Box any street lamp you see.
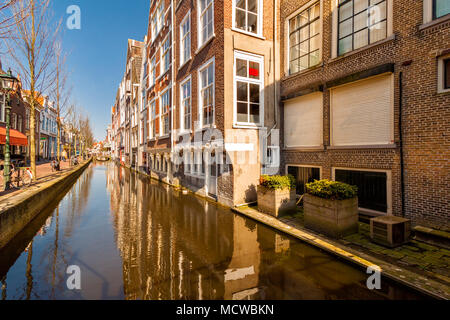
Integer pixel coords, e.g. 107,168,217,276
0,68,19,191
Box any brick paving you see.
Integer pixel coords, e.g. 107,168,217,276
0,158,79,199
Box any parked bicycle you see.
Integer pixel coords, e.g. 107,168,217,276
9,163,33,188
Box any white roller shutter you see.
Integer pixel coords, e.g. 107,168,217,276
284,92,323,148
331,74,394,146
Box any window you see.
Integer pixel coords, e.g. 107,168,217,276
445,58,450,89
438,55,450,93
335,169,389,213
160,89,170,136
287,165,321,195
433,0,450,19
26,109,30,129
140,119,145,144
161,35,171,73
150,100,157,138
157,1,165,32
331,74,394,146
180,13,191,65
234,0,261,35
338,0,387,56
18,115,22,132
151,13,158,41
180,77,192,131
12,113,17,130
284,92,323,148
150,55,156,87
184,151,191,173
288,2,321,74
0,94,4,122
199,0,214,47
234,52,263,125
199,59,215,126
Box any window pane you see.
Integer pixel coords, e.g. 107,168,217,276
299,54,309,70
236,0,245,10
248,12,258,33
369,20,386,43
290,31,299,46
249,104,259,123
236,58,247,77
338,35,352,55
354,28,368,49
354,0,368,13
339,1,353,22
207,64,214,84
200,0,206,11
248,0,257,13
300,40,309,56
310,34,320,52
290,44,300,60
354,10,367,31
236,8,246,29
445,59,450,89
310,19,320,37
300,25,309,41
237,81,248,101
289,17,296,31
309,50,320,67
310,3,320,20
369,1,386,25
249,83,259,103
237,102,248,122
435,0,450,18
339,19,352,38
298,11,308,26
290,60,299,74
249,61,260,79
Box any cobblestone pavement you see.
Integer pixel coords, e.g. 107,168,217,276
0,159,77,198
279,209,450,286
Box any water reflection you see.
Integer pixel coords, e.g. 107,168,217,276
0,162,425,300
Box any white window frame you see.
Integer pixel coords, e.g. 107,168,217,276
150,54,157,87
331,0,393,59
437,53,450,93
285,0,323,75
180,75,192,133
232,0,263,37
332,167,392,216
197,57,215,129
161,34,171,74
180,11,191,67
233,50,264,128
197,0,214,49
160,87,171,136
150,99,157,139
423,0,450,24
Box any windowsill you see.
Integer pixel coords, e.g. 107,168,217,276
283,62,324,81
283,145,325,152
195,124,216,132
156,68,171,81
178,57,192,71
196,34,216,55
231,27,265,40
232,123,263,129
437,88,450,94
419,14,450,31
329,34,396,63
327,144,397,150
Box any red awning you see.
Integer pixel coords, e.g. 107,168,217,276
0,127,28,146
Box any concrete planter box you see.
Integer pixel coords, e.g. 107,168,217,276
303,194,359,238
257,186,296,217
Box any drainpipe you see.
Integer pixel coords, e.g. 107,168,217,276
399,71,405,217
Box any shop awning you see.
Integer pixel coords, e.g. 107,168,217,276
0,127,28,146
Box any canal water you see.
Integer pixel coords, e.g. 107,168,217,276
0,162,426,300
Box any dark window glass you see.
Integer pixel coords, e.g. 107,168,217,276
434,0,450,19
335,169,387,213
287,166,320,195
444,58,450,89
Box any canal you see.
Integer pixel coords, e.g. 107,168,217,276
0,162,426,300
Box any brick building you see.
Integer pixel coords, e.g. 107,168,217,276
279,0,449,230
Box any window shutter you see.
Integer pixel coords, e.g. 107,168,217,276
284,92,323,148
331,74,393,146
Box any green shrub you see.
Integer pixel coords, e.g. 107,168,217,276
259,174,296,190
306,179,357,200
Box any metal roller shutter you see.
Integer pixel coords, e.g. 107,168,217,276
331,74,394,146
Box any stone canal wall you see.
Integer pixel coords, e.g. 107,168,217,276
0,159,92,250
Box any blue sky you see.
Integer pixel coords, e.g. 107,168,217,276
50,0,149,140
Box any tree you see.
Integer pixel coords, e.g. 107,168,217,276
4,0,59,179
0,0,28,39
50,40,71,162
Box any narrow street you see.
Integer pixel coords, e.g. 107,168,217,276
0,162,426,300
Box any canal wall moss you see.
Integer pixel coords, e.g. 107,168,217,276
0,159,92,250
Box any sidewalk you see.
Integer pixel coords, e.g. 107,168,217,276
0,159,75,199
232,205,450,299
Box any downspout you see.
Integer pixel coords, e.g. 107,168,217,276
399,71,405,217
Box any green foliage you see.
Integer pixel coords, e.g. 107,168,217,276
306,179,358,200
259,174,296,190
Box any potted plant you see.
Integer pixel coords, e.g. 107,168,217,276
257,174,296,217
304,179,358,238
